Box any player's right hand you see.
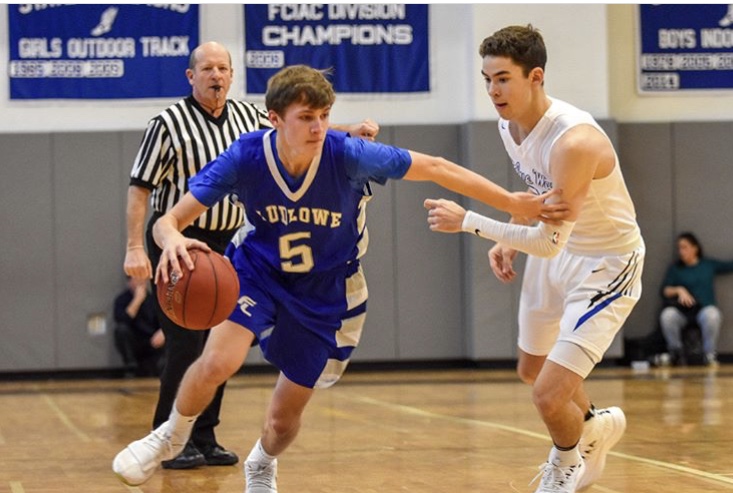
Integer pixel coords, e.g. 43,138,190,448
423,198,466,233
488,244,517,283
155,236,210,285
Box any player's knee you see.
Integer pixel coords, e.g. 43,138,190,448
516,362,538,385
532,389,562,418
267,410,301,437
197,351,239,384
517,368,536,385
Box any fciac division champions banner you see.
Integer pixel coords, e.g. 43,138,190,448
639,4,733,93
244,4,429,95
8,4,198,99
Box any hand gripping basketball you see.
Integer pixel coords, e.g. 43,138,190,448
156,249,239,330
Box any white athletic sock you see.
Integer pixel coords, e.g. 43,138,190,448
247,438,276,464
165,401,198,443
549,444,582,467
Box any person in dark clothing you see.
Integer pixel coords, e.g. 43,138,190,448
660,232,733,367
114,276,164,377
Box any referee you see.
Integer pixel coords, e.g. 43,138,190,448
124,41,378,470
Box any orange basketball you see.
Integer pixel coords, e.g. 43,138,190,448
156,249,239,330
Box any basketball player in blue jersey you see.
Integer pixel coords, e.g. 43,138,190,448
425,25,644,493
113,64,568,492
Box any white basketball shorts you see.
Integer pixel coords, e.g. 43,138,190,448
518,243,645,377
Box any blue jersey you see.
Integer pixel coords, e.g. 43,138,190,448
189,129,411,274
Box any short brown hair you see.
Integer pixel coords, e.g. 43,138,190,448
265,65,336,116
479,24,547,76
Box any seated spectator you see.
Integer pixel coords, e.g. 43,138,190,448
659,232,733,367
114,276,164,377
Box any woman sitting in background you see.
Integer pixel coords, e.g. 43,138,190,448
660,232,733,367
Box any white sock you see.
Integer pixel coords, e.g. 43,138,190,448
163,401,198,445
247,438,276,464
549,444,582,467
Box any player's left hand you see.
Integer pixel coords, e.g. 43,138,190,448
423,198,466,233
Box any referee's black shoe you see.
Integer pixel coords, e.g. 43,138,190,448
161,441,206,469
200,443,239,466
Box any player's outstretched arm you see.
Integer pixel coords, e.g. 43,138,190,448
403,150,568,222
423,197,576,259
152,192,211,284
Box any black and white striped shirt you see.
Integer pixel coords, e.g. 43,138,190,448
130,96,271,231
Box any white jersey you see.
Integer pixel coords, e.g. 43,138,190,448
498,97,642,256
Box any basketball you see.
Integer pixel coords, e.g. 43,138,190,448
156,249,240,330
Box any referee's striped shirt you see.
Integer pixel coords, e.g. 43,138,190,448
130,95,271,231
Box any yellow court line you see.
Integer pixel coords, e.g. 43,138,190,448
351,395,733,488
9,481,25,493
41,394,90,442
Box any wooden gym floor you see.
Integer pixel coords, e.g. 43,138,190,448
0,365,732,492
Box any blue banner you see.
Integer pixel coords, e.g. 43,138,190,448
8,4,198,99
244,4,429,94
638,5,733,92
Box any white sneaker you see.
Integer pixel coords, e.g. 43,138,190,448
577,407,626,490
245,458,278,493
531,459,585,493
112,424,185,486
706,353,720,368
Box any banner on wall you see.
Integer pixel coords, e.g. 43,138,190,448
8,4,198,99
638,4,733,93
244,4,429,95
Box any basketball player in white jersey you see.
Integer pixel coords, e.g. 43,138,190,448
425,25,644,493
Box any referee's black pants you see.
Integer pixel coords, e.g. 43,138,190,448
146,213,238,450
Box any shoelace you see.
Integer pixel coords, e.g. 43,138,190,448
142,428,183,461
144,430,169,454
530,461,580,491
247,461,277,487
580,437,598,458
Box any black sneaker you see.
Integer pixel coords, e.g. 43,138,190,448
671,349,687,367
161,441,206,470
200,443,239,466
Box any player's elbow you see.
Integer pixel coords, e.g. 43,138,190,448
529,221,573,258
533,241,564,259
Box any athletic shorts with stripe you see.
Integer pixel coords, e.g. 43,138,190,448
228,248,368,389
518,243,645,377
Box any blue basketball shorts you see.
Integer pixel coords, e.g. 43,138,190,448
228,250,368,389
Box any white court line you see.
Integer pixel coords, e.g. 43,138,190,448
592,485,624,493
41,394,90,442
351,395,733,488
